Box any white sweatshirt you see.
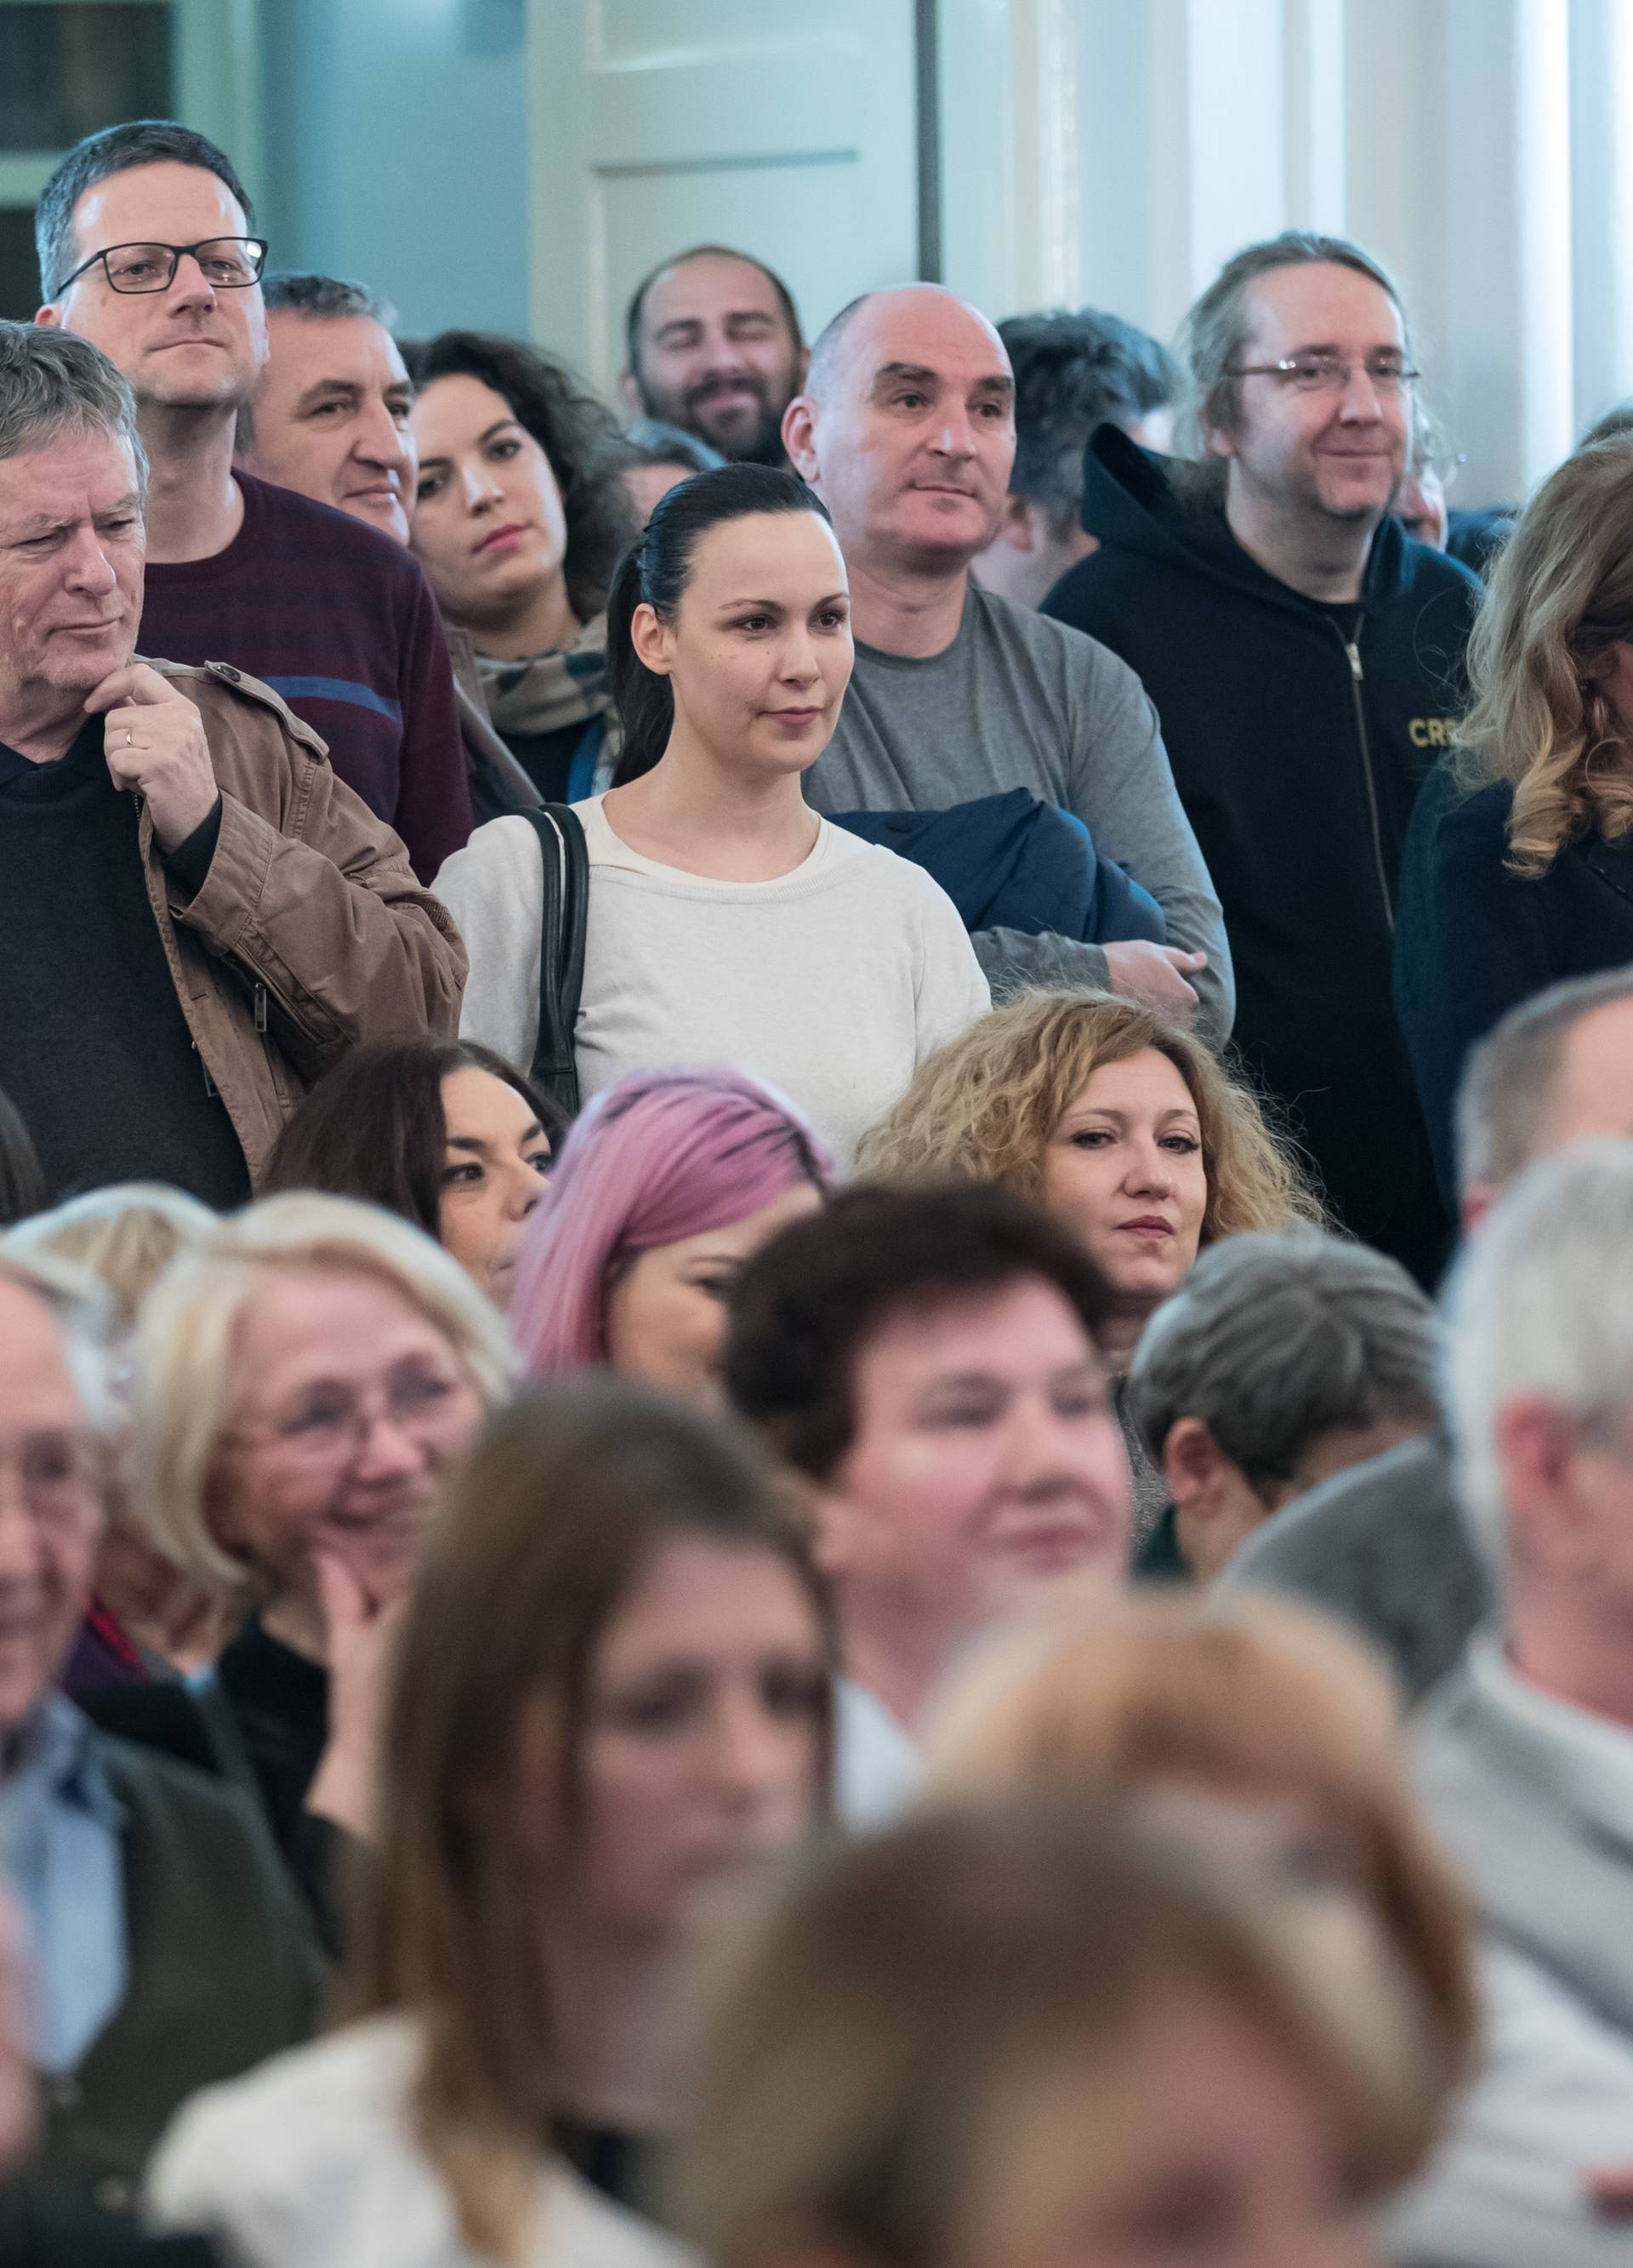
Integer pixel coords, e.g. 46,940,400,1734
434,799,989,1168
147,2014,691,2268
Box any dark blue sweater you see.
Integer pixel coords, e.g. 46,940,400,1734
1394,761,1633,1203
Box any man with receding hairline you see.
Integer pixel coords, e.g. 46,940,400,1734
784,284,1232,1041
1044,233,1478,1281
35,121,469,879
621,245,806,468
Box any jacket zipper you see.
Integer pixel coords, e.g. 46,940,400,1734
1340,629,1395,930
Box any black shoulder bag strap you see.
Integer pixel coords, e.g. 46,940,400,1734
518,803,589,1117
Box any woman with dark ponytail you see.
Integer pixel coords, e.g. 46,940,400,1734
436,465,988,1167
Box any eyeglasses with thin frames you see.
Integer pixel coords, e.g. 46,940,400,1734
1227,352,1420,395
53,236,269,298
224,1370,469,1466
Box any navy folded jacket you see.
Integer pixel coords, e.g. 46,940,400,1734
831,788,1165,946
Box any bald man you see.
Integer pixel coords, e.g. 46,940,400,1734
784,287,1232,1042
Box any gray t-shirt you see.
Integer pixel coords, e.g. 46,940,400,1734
806,580,1234,1044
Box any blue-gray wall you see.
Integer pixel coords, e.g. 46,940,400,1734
254,0,529,339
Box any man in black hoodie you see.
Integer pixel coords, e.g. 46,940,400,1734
1044,231,1480,1284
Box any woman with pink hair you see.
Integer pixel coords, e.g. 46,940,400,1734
512,1066,832,1407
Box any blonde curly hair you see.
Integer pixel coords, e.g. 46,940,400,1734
856,989,1323,1243
1456,436,1633,877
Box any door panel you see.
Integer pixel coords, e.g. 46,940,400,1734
528,0,919,386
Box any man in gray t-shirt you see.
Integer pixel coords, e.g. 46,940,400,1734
783,283,1232,1045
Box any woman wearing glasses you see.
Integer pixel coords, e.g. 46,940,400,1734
1396,435,1633,1202
77,1193,515,1931
1043,232,1482,1287
38,121,475,883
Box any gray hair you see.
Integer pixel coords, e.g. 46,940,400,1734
1446,1139,1633,1562
262,270,395,326
1580,399,1633,449
1177,230,1408,456
1127,1230,1440,1487
36,117,254,304
0,1249,118,1439
998,308,1177,533
0,321,147,487
1454,968,1633,1195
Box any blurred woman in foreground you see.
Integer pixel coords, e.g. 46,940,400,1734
677,1794,1454,2268
149,1381,833,2265
923,1588,1476,2098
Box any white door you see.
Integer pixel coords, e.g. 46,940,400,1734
526,0,921,390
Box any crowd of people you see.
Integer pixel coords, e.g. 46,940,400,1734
4,102,1633,2267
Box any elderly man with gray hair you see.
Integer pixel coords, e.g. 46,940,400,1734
0,1254,317,2221
1384,1140,1633,2266
1222,965,1633,1699
0,320,463,1208
1125,1229,1440,1585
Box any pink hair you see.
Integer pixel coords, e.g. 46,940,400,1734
511,1066,833,1375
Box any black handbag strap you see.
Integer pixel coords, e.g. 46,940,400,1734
518,803,590,1116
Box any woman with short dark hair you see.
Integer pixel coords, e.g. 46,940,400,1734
259,1040,564,1308
403,332,635,815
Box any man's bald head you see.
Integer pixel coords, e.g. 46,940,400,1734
784,286,1016,577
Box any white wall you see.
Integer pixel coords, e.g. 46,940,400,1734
526,0,919,393
934,0,1633,507
256,0,531,340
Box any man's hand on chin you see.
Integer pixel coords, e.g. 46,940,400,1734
86,662,219,850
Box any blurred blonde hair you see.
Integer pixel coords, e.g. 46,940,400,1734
1456,437,1633,875
4,1183,214,1334
924,1589,1476,2085
125,1192,516,1601
856,989,1323,1243
676,1793,1451,2268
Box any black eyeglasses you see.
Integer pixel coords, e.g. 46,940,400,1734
1226,351,1420,395
54,236,269,298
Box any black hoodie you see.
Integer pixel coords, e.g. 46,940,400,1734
1044,428,1480,1283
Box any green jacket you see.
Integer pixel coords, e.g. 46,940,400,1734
30,1732,321,2220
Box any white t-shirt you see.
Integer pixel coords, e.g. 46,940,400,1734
435,799,989,1168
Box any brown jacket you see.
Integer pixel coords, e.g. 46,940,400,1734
139,657,466,1181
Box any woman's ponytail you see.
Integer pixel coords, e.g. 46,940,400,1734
605,533,673,785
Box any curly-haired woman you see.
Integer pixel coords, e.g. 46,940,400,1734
1396,436,1633,1201
403,332,637,816
856,988,1323,1534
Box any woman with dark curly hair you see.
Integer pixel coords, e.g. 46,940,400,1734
403,333,636,815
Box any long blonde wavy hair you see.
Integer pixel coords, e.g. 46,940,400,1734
1456,436,1633,876
856,989,1324,1243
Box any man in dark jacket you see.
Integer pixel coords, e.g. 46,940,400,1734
1044,230,1480,1283
0,1255,319,2220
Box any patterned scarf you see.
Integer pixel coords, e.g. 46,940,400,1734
475,611,617,744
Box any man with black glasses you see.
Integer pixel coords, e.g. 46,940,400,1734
35,122,469,880
1044,233,1480,1284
